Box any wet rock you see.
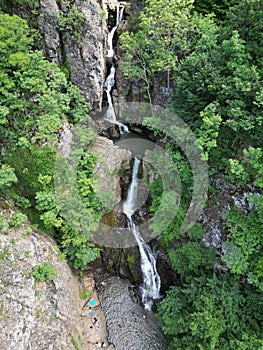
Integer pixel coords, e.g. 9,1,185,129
129,126,143,134
232,191,260,213
100,246,142,284
97,277,168,350
152,73,173,107
106,0,129,12
58,121,73,157
156,247,178,294
201,174,234,249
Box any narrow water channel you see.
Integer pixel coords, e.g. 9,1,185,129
103,3,161,311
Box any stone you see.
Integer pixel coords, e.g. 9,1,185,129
97,277,168,350
38,0,61,64
90,135,132,206
28,0,109,110
58,121,73,157
0,202,114,350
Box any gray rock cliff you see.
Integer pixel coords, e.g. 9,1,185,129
37,0,109,110
0,201,113,350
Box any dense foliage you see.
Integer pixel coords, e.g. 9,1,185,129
0,1,262,348
158,275,263,349
121,0,263,348
0,13,101,269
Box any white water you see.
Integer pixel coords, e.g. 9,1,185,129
104,65,129,133
123,158,161,310
105,4,129,133
107,4,125,58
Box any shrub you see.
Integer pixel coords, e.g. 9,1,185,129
32,262,57,283
9,212,27,227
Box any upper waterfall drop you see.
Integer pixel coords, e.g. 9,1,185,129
123,158,161,311
107,3,125,59
104,2,129,133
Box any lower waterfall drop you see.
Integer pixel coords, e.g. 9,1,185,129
123,157,161,310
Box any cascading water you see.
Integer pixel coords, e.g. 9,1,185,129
107,4,124,59
104,3,161,310
123,158,161,310
104,3,129,133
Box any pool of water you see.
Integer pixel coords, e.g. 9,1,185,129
114,132,155,157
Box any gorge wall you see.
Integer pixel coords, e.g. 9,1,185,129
2,1,170,349
13,0,109,110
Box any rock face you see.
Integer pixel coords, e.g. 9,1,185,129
38,0,61,64
32,0,109,110
202,174,261,251
60,0,108,110
91,135,132,207
0,202,113,350
97,277,168,350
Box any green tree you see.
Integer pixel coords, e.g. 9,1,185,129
120,0,194,101
157,274,263,349
223,194,263,291
0,14,100,271
56,6,86,41
194,0,233,19
0,163,17,195
224,0,263,69
0,14,89,145
171,14,262,147
168,242,216,279
196,103,222,161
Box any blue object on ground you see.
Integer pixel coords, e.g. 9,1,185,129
89,310,95,317
88,299,97,306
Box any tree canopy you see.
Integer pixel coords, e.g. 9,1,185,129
0,13,101,269
121,1,263,348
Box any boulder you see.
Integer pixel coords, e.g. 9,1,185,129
97,277,168,350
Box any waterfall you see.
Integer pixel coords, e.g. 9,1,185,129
123,158,161,311
104,3,128,133
107,4,125,59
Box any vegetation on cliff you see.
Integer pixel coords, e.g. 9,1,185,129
0,1,263,348
0,13,101,269
121,0,263,348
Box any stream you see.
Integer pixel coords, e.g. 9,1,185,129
123,158,161,310
103,2,161,312
97,3,167,348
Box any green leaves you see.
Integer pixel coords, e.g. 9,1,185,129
157,274,263,349
0,14,90,144
0,14,32,62
120,0,194,96
0,164,17,191
223,198,263,291
196,103,222,160
227,147,263,187
168,242,216,278
56,6,86,41
171,11,262,147
32,262,57,283
0,14,98,272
